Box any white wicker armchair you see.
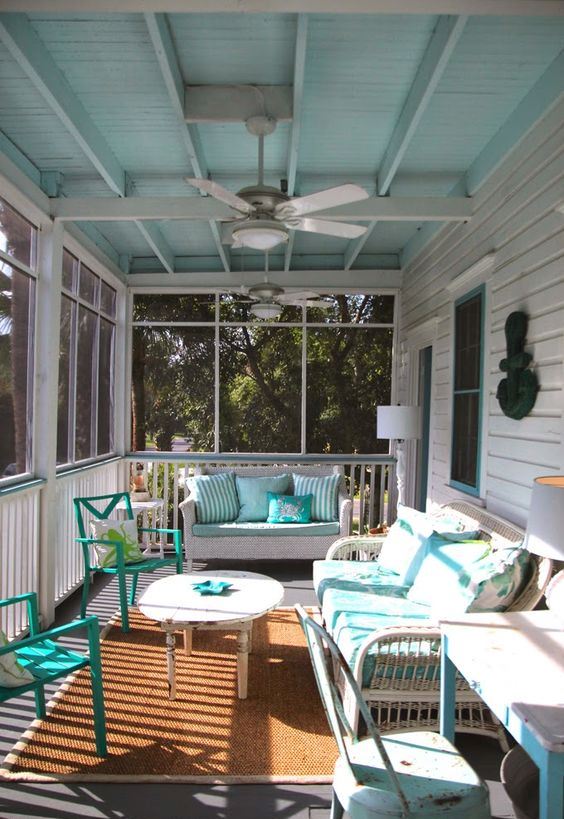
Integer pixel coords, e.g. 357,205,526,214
325,501,553,750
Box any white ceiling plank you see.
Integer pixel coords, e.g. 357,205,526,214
344,15,467,270
284,14,308,272
1,1,562,15
185,85,292,123
378,15,468,195
209,220,231,273
52,195,473,221
0,13,125,196
145,11,230,272
135,221,175,274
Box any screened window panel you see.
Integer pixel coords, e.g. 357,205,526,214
56,296,74,465
131,326,215,452
307,294,395,324
79,264,99,308
454,295,481,391
219,326,301,453
0,198,37,269
97,318,115,455
0,263,35,477
306,327,392,454
62,249,77,293
100,280,117,318
75,306,97,461
451,392,479,487
133,294,215,322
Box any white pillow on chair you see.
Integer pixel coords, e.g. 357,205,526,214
90,519,145,568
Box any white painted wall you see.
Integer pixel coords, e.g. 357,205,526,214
399,98,564,527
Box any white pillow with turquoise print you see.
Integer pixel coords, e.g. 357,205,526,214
0,630,34,688
458,546,529,612
90,519,145,568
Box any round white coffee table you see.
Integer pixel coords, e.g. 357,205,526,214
138,570,284,700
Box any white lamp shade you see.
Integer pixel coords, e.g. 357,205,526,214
524,476,564,560
377,405,422,441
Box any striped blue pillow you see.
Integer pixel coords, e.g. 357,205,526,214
292,473,341,522
187,472,239,523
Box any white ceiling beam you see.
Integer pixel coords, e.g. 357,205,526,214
52,195,473,221
0,13,126,196
185,85,292,123
144,11,230,272
0,13,176,271
1,1,562,15
285,14,308,273
344,15,467,271
127,268,402,290
135,221,175,274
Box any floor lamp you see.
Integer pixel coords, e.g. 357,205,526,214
377,405,422,506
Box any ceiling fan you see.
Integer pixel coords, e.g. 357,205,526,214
229,279,334,320
185,115,369,251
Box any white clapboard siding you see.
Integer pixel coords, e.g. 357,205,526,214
401,96,564,526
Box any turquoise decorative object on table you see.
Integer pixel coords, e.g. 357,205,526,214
192,580,233,595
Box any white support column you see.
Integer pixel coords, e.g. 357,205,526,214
35,220,64,627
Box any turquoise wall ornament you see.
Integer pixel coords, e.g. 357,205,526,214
496,311,538,420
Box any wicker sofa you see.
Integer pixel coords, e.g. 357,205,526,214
313,501,553,750
179,464,352,569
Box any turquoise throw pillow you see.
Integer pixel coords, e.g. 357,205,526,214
187,472,239,523
236,474,290,522
459,546,529,612
267,493,313,524
292,473,340,521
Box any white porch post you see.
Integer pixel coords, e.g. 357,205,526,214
35,220,63,627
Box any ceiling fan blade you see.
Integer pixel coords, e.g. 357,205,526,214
275,184,368,218
305,299,334,309
184,178,254,215
276,289,321,303
291,217,367,239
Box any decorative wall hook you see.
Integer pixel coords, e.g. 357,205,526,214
496,311,538,420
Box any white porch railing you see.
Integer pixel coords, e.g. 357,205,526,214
125,453,396,535
0,480,42,639
55,458,124,605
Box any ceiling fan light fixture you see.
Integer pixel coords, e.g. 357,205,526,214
231,223,288,251
250,302,282,320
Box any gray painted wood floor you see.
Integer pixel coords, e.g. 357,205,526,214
0,561,512,819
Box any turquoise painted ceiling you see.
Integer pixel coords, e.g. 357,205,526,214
0,9,562,278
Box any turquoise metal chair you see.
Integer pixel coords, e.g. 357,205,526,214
74,491,183,632
295,605,491,819
0,592,106,756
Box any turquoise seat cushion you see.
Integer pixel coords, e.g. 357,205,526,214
329,596,433,687
187,472,239,523
192,521,340,537
236,473,290,521
312,559,407,603
322,586,423,632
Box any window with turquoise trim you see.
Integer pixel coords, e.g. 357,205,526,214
451,288,483,493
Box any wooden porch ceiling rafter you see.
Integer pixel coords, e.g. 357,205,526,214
0,13,176,275
144,12,231,273
344,14,468,270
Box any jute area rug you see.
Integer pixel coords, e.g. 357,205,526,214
1,607,338,783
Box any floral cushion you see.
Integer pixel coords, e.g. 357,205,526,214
0,630,34,688
266,493,312,523
459,546,530,612
90,519,145,568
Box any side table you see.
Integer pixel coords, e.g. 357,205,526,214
115,497,166,557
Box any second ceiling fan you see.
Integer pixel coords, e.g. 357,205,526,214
185,115,369,251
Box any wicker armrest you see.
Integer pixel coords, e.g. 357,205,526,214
353,623,443,691
325,535,386,561
179,497,196,527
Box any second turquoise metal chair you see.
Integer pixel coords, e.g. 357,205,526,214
296,605,491,819
74,491,183,632
0,592,106,756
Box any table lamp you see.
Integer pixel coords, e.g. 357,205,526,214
524,476,564,561
377,405,422,506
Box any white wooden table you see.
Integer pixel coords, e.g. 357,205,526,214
138,570,285,700
115,497,166,556
440,610,564,819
